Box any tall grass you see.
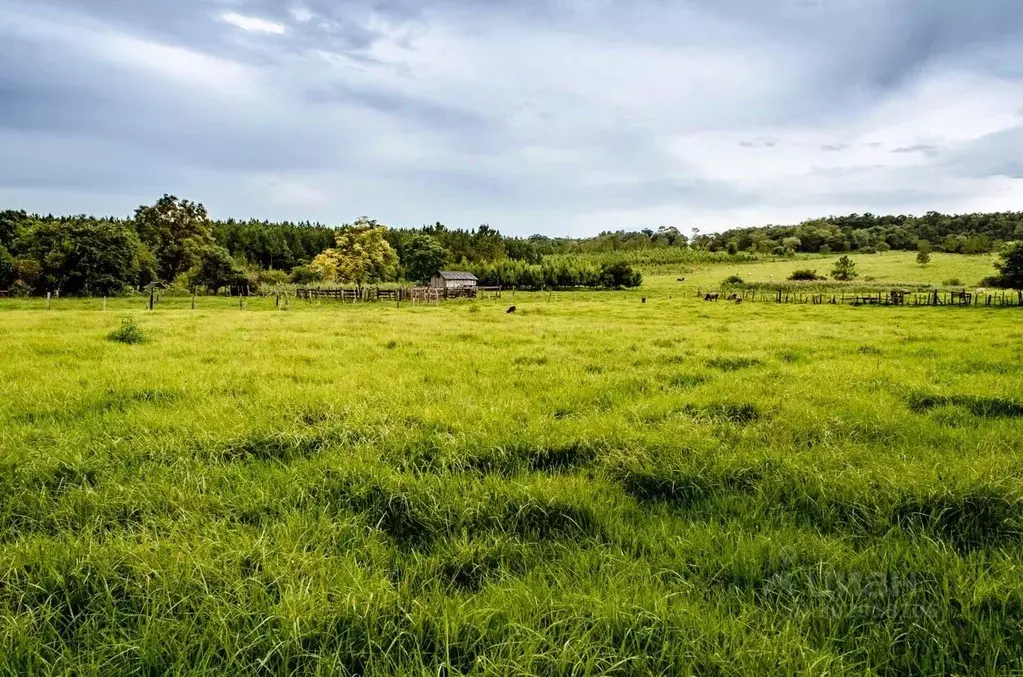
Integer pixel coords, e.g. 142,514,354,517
1,254,1022,675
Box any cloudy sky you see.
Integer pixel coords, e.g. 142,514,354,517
2,0,1023,236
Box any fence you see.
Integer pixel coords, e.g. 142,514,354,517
295,286,503,303
697,288,1023,308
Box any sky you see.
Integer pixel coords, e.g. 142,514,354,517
2,0,1023,237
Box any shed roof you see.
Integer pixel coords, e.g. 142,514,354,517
436,271,478,281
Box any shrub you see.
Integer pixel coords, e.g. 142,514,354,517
107,315,145,344
722,275,744,285
257,269,289,289
978,275,1009,288
289,265,324,285
9,280,31,297
859,246,877,255
787,269,821,281
994,241,1023,289
0,245,13,288
599,262,642,289
831,255,858,281
943,278,962,287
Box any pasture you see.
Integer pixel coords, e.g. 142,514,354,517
1,254,1023,675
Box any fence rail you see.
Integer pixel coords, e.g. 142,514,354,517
295,286,503,303
697,288,1023,308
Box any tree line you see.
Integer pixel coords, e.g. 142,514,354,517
695,211,1023,256
0,197,647,295
4,199,1023,296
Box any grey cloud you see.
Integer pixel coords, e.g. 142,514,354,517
942,125,1023,179
891,144,941,156
1,0,1023,233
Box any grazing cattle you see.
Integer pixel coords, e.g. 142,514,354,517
735,297,743,304
704,293,720,301
506,306,517,314
676,277,686,282
642,297,647,304
726,293,739,301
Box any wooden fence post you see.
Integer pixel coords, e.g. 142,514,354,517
46,292,51,311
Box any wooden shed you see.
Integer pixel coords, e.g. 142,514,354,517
430,271,478,290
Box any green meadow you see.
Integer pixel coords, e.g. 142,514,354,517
2,253,1022,675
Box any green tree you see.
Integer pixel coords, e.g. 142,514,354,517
916,240,932,266
0,245,14,288
192,246,247,295
134,195,215,283
994,242,1023,289
311,218,398,290
402,235,449,284
598,262,642,289
831,255,858,281
289,265,324,285
19,219,146,295
0,210,29,250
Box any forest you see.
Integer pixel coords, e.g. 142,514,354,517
2,197,1022,296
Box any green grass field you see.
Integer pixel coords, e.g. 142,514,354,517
2,254,1022,675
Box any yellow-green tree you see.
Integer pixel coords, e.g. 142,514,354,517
311,218,398,289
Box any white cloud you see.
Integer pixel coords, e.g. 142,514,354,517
290,6,314,23
3,0,1023,235
220,12,287,35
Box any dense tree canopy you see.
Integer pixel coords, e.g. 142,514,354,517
0,245,14,288
994,242,1023,290
311,219,399,288
401,235,448,284
193,246,248,295
134,195,216,283
18,219,149,295
697,212,1023,255
3,198,1023,295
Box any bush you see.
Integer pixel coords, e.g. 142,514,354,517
289,265,324,285
9,280,31,297
858,246,877,255
0,245,13,288
107,315,145,344
978,275,1009,289
787,269,821,281
598,262,642,289
831,255,858,281
943,278,962,287
994,241,1023,289
722,275,744,285
257,269,289,290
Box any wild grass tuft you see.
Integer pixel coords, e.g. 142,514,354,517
106,314,145,344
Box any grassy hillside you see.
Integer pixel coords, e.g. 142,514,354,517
1,258,1022,675
651,251,1001,292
